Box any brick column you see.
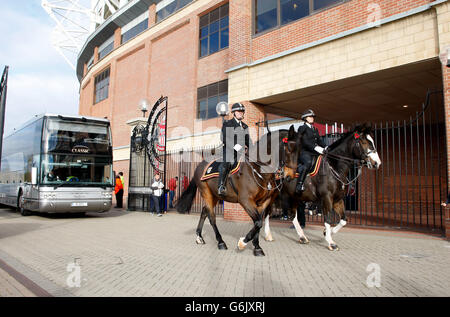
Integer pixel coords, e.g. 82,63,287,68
114,27,122,49
436,2,450,239
223,101,266,222
148,3,156,26
443,64,450,239
93,46,99,64
229,0,252,69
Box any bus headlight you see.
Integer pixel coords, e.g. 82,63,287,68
102,192,112,199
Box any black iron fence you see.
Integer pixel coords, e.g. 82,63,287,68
301,90,447,233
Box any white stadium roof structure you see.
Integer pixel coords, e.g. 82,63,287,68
41,0,134,70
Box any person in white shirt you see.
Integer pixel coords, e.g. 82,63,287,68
150,174,165,217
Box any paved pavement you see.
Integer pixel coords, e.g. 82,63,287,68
0,207,449,297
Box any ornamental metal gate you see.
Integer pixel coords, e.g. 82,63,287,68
303,89,447,233
165,146,224,215
128,97,168,211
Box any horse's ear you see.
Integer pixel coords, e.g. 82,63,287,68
362,122,373,134
288,125,295,139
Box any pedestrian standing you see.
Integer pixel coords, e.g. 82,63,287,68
168,176,178,208
115,174,124,208
151,174,164,217
182,172,189,192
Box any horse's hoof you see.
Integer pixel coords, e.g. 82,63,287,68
299,237,309,244
264,235,274,242
328,244,339,251
238,238,247,250
254,249,265,257
196,236,205,245
218,242,228,250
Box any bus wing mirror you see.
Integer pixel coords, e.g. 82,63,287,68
31,167,38,185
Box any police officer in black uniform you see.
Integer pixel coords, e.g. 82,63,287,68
295,109,327,194
217,102,251,196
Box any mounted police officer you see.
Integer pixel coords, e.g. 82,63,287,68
217,102,251,196
295,109,327,194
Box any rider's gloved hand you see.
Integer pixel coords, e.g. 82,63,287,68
314,146,325,155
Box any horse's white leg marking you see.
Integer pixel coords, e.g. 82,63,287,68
324,223,336,246
238,237,247,250
264,214,274,241
332,219,347,235
293,215,309,243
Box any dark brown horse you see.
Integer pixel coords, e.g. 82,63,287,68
264,124,381,251
176,126,299,256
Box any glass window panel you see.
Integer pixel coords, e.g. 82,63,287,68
209,32,219,54
314,0,341,11
218,80,228,94
218,93,228,103
207,96,219,119
210,8,220,22
220,28,229,49
207,82,218,96
255,0,278,33
178,0,192,8
165,1,178,16
200,26,208,38
198,99,207,120
209,20,219,34
281,0,310,25
220,3,229,18
200,38,208,57
220,16,229,29
200,14,209,27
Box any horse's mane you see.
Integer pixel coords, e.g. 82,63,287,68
326,124,372,151
326,131,353,151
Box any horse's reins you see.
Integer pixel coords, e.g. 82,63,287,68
247,158,284,192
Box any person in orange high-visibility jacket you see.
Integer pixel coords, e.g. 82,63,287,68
115,174,124,208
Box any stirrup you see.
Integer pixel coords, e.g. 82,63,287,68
295,183,304,194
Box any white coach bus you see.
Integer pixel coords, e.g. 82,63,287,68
0,114,114,215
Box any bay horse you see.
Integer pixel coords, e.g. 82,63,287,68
264,123,381,251
176,126,299,256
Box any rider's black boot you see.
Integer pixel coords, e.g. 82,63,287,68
295,165,306,194
218,163,230,196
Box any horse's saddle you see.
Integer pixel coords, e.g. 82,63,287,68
200,159,241,181
296,155,323,178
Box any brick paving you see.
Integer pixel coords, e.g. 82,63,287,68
0,207,449,297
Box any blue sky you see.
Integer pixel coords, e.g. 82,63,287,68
0,0,81,135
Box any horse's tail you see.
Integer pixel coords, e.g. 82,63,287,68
176,178,197,214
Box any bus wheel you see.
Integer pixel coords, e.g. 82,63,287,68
18,193,31,216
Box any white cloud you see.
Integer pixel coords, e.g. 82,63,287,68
0,4,81,136
4,73,79,135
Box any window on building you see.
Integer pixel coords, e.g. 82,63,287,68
98,36,114,60
197,80,228,120
156,0,193,22
255,0,344,34
87,54,94,70
94,68,110,104
199,3,229,58
121,18,148,44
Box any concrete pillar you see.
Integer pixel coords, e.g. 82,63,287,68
93,46,99,64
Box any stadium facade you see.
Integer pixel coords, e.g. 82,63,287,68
76,0,450,236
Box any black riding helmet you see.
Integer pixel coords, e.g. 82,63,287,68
231,102,245,113
301,109,316,120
